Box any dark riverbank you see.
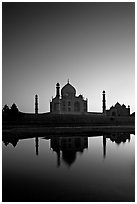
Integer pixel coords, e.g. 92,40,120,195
3,112,135,139
3,112,135,128
2,125,135,140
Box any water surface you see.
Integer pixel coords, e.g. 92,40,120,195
2,133,135,202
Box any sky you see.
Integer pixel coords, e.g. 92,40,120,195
2,2,135,113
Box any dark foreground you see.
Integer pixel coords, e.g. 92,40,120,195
2,113,135,201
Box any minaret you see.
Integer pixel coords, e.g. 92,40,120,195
56,82,60,98
102,90,106,113
35,94,38,114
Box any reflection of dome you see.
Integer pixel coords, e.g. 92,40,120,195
61,82,76,96
62,151,76,166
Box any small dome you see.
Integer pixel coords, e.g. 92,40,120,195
56,82,60,87
115,102,121,107
61,82,76,96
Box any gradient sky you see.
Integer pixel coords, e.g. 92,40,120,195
2,2,135,113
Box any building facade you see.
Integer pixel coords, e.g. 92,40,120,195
105,102,130,116
102,91,130,116
50,81,88,114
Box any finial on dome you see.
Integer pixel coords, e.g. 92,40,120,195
67,79,69,84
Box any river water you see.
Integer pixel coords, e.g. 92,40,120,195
2,133,135,202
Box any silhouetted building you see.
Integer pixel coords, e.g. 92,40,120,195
130,112,135,117
10,103,19,113
2,104,10,114
50,136,88,167
102,91,130,116
50,80,88,114
106,102,130,116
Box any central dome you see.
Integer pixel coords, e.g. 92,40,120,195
61,82,76,97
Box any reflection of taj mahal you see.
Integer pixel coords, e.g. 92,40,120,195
50,136,88,167
50,80,88,114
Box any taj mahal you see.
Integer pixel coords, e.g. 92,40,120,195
40,80,130,117
50,80,88,114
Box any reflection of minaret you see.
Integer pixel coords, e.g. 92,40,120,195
57,150,61,167
50,137,61,167
35,94,38,114
35,137,39,156
102,90,106,114
103,136,106,158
